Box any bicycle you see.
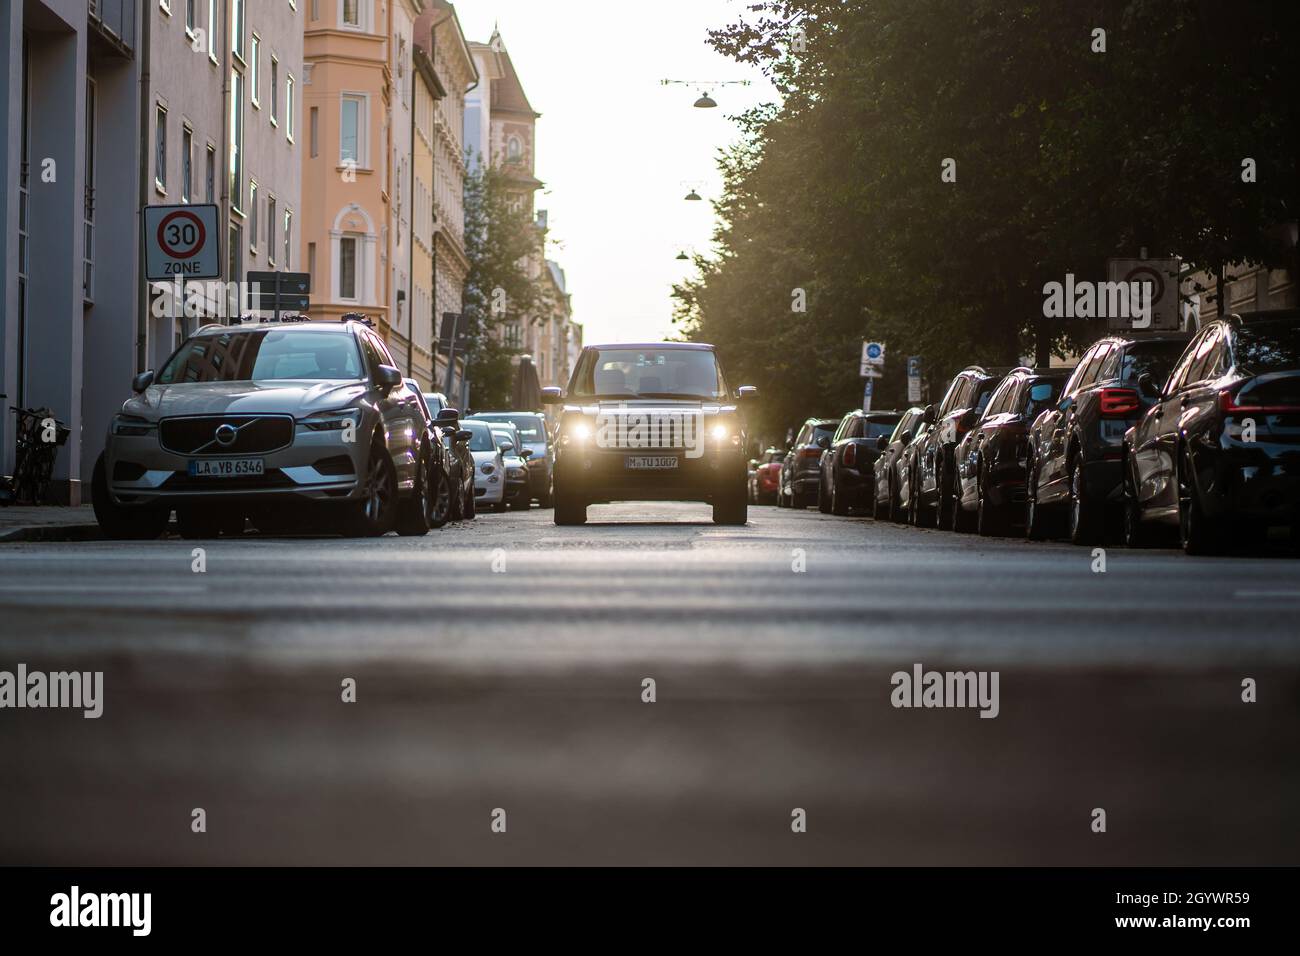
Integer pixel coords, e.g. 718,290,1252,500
6,406,71,505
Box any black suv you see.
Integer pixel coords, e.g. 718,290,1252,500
778,417,839,509
542,343,757,525
1025,332,1191,543
817,410,901,515
914,366,1005,527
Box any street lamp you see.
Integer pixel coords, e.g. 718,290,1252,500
660,79,751,108
693,93,718,109
684,189,702,202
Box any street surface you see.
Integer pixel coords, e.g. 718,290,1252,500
1,503,1297,865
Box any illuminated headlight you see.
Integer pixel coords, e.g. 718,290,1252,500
566,422,592,444
300,409,362,432
710,421,742,446
111,415,156,437
480,463,495,475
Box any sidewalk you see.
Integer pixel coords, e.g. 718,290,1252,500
0,505,102,543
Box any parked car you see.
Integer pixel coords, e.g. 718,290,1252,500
469,411,553,507
401,379,454,529
913,367,1005,527
1025,332,1192,543
749,448,786,504
778,418,839,508
817,410,902,515
92,318,434,539
872,406,926,521
426,395,475,520
487,421,533,511
462,419,506,510
952,367,1070,535
543,342,756,526
1123,310,1300,554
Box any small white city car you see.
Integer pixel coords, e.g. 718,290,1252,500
462,420,507,509
92,317,440,539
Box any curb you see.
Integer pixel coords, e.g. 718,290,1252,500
0,524,105,543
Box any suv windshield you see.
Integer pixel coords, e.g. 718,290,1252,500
1233,320,1300,373
569,348,727,400
158,329,364,384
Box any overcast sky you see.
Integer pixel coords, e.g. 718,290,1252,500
454,1,777,345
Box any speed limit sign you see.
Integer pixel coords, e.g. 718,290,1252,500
143,203,221,280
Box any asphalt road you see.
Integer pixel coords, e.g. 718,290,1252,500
1,501,1297,865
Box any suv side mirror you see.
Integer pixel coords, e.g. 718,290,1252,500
541,386,563,405
132,370,155,393
922,405,936,425
817,435,831,450
374,365,402,391
499,441,515,453
519,448,533,460
736,385,758,401
1136,372,1160,399
436,408,459,425
875,435,888,451
454,429,473,442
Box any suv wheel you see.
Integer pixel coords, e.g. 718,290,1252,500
463,483,476,519
92,455,169,540
1178,448,1224,555
713,480,748,525
976,468,1001,536
554,481,586,525
1122,458,1149,548
817,474,832,514
1068,455,1103,545
344,439,397,537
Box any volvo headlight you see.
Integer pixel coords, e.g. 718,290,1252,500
299,409,363,432
111,415,156,437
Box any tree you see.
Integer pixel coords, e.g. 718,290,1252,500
462,160,553,410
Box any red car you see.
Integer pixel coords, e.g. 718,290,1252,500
748,448,786,504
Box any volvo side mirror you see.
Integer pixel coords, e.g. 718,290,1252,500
132,370,155,393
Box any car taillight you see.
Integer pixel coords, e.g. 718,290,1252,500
1098,388,1141,417
801,447,822,459
843,444,857,468
1219,387,1300,415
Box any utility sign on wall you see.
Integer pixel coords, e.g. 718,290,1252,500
143,204,221,281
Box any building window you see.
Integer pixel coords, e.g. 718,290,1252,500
185,0,197,34
339,237,358,300
340,94,365,165
342,0,362,29
270,57,279,125
228,222,243,314
155,104,167,192
311,0,319,21
84,77,97,302
507,135,522,163
310,106,318,158
231,0,245,60
286,74,295,142
229,70,243,209
267,197,277,266
181,125,192,201
205,144,216,202
249,181,259,254
207,0,217,61
250,34,260,108
283,209,292,268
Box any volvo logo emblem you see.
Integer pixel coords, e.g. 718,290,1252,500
214,423,239,447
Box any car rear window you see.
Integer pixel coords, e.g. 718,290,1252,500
863,420,898,438
473,414,547,443
1233,321,1300,373
1119,340,1188,385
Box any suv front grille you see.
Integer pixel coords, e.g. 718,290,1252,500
159,415,294,456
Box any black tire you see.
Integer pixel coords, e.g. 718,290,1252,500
713,481,748,525
91,454,169,540
1178,447,1225,556
554,485,586,525
538,480,554,509
817,474,832,514
448,469,464,521
951,468,974,533
1025,459,1057,541
176,506,224,540
343,439,398,537
1122,457,1150,549
396,456,435,536
935,457,954,529
1067,455,1103,546
831,477,850,516
976,469,1002,537
463,484,476,519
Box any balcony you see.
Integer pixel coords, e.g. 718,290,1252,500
88,0,135,58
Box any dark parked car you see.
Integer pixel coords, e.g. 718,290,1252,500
817,410,901,515
425,393,476,520
749,447,785,504
872,406,926,521
953,367,1070,535
778,418,839,508
1123,310,1300,554
1025,332,1191,543
913,367,1004,527
402,379,455,528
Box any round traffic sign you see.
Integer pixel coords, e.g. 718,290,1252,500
1123,265,1164,305
866,343,883,359
156,209,207,260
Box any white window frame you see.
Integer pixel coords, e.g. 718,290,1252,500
207,0,218,64
337,235,360,302
286,74,295,142
154,103,168,195
339,93,368,168
270,56,279,127
250,34,260,109
248,180,259,255
267,196,277,267
340,0,368,32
